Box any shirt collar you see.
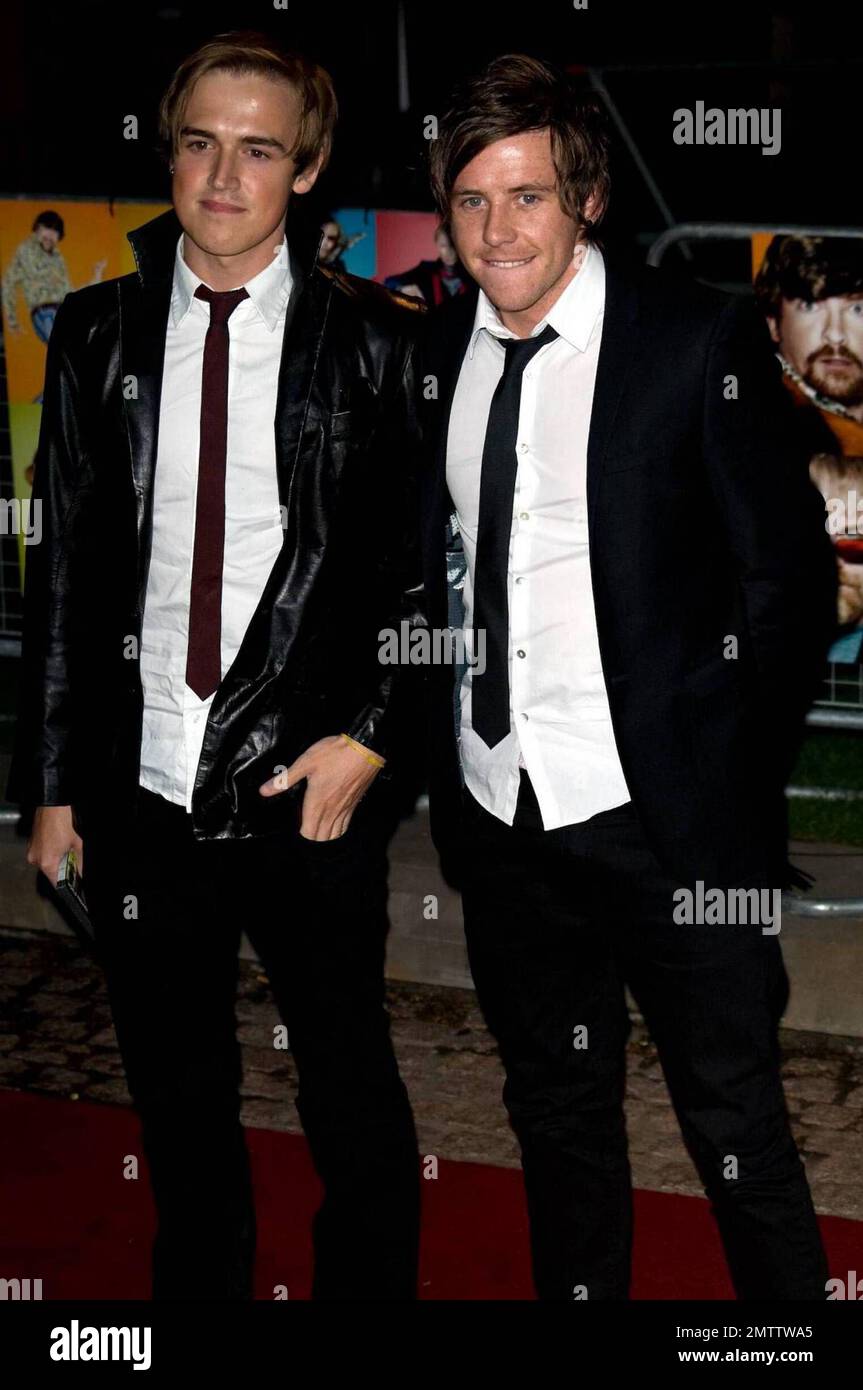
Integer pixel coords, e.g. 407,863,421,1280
468,240,605,358
170,233,292,332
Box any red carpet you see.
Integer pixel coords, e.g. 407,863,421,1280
1,1088,860,1300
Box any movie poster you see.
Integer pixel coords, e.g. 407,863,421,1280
753,233,863,666
0,198,170,587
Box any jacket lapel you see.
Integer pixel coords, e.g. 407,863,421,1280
423,289,477,629
120,213,176,606
586,256,640,540
434,287,477,513
120,283,171,508
272,253,329,522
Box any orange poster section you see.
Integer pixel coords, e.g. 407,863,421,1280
0,199,169,584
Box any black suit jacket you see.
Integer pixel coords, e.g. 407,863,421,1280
420,251,837,888
7,208,426,841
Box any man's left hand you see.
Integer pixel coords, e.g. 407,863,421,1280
258,735,383,840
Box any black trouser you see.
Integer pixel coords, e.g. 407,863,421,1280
83,782,419,1301
460,771,829,1301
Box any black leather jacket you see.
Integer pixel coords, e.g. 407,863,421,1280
7,208,426,840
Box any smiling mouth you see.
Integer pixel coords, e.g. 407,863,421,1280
483,257,535,269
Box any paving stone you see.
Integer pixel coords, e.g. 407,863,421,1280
782,1057,842,1077
37,976,94,995
798,1126,862,1155
242,1073,295,1104
37,1020,92,1043
243,1046,292,1077
810,1184,861,1217
29,1066,91,1089
784,1076,843,1104
240,1097,300,1130
32,995,88,1018
6,1044,64,1064
796,1103,858,1132
79,1079,133,1105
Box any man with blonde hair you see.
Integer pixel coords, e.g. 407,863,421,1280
10,31,424,1301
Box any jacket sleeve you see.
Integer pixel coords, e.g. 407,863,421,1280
701,294,838,784
5,295,89,808
342,329,427,767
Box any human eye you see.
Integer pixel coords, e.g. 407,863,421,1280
519,193,541,206
247,147,271,160
458,196,484,210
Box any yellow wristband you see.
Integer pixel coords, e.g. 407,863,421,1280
340,733,386,769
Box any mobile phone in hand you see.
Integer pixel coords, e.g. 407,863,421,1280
55,848,94,941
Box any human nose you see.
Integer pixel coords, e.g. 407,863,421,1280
482,201,518,248
208,148,241,190
823,301,846,345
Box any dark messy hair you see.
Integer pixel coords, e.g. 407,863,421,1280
32,210,64,239
754,235,863,320
428,53,610,237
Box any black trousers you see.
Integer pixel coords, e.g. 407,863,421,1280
460,770,829,1301
83,782,419,1301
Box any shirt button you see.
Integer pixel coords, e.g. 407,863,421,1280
521,712,529,721
516,649,526,658
515,576,523,585
519,511,530,520
519,442,529,453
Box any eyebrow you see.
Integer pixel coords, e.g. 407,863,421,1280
179,126,289,153
451,182,557,197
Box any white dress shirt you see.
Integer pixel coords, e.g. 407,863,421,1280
138,234,291,810
445,240,631,829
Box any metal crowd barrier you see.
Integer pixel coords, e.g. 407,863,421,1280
647,221,863,270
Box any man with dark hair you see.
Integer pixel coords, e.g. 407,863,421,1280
421,53,837,1300
9,31,424,1301
385,225,469,306
2,209,106,351
755,235,863,448
318,217,349,271
755,236,863,654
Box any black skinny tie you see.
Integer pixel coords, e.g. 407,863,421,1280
471,324,559,748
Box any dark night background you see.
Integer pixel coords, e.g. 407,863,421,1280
1,0,861,277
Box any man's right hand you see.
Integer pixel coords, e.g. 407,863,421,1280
26,805,83,887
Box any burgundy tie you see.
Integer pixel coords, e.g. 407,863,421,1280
185,283,249,700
